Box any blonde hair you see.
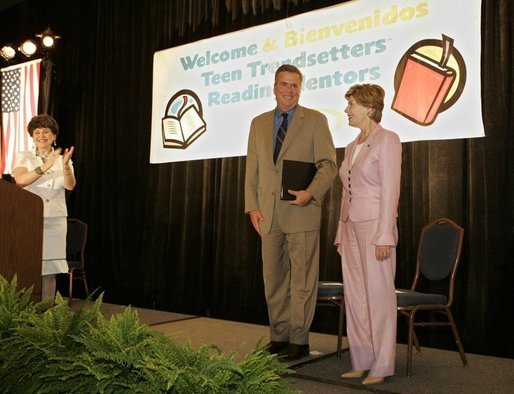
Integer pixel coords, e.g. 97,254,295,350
345,84,385,123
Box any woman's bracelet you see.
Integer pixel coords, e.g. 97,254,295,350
64,166,71,175
34,166,44,176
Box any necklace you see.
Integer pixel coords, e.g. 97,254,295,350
36,149,51,160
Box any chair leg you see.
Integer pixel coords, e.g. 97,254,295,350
337,301,344,359
82,270,90,296
446,308,468,366
406,311,417,377
68,270,74,304
413,330,421,354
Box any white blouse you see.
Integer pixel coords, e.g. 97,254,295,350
12,150,74,218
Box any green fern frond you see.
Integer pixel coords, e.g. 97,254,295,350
0,275,297,393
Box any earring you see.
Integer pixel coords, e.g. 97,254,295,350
53,140,56,147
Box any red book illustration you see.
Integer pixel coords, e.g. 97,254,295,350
392,35,456,126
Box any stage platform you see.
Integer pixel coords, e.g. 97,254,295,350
71,300,514,393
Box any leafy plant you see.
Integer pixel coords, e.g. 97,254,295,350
0,275,296,393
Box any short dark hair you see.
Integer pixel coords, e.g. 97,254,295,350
27,114,59,137
345,84,385,123
274,64,303,85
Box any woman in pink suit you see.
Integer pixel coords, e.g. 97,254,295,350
334,84,402,386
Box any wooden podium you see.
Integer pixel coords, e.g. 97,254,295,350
0,178,43,301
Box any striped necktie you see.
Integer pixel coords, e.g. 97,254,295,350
273,112,288,163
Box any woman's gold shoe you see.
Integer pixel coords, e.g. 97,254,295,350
362,376,384,385
341,370,365,379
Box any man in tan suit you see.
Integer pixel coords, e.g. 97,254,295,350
245,64,337,360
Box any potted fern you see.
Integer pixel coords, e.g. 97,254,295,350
0,276,296,393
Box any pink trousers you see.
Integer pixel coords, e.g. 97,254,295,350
340,219,397,377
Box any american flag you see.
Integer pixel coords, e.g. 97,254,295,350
1,59,41,174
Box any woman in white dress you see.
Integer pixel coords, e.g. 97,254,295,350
12,114,76,299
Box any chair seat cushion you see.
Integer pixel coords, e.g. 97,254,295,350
396,289,447,306
318,282,344,298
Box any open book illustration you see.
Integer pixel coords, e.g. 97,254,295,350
392,35,456,126
161,92,207,149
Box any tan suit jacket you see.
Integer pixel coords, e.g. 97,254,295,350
245,105,337,235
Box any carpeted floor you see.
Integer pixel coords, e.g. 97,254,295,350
72,300,195,326
292,347,514,393
71,300,514,393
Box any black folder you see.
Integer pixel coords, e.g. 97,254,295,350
280,159,317,200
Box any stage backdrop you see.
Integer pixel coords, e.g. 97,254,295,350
150,0,483,163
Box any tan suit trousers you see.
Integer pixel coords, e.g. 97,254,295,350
261,217,320,345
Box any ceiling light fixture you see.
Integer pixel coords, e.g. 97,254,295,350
36,28,60,49
0,44,17,61
19,39,38,57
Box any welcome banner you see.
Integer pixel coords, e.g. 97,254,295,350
150,0,483,163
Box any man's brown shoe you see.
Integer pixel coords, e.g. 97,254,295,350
279,344,310,360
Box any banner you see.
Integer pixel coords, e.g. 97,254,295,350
151,0,483,163
1,59,41,174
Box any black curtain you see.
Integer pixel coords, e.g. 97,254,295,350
0,0,512,358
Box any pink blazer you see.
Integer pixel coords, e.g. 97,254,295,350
335,124,402,252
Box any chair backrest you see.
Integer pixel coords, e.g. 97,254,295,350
413,218,464,304
66,218,88,261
